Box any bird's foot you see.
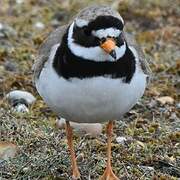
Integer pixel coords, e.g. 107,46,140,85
72,169,81,180
100,166,119,180
72,175,80,180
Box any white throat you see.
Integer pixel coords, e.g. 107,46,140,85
67,22,126,62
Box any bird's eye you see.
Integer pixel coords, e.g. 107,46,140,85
101,37,106,43
83,27,91,36
94,37,100,44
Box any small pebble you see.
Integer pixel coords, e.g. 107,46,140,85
23,167,29,172
34,22,45,30
4,61,18,72
6,90,36,113
16,0,24,4
56,118,103,136
116,136,127,145
176,103,180,109
6,90,36,105
157,96,174,105
0,23,3,30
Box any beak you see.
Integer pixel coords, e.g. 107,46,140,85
100,38,116,59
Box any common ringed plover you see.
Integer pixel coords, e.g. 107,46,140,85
33,5,151,180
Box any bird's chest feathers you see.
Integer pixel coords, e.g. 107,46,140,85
37,61,146,123
36,43,146,123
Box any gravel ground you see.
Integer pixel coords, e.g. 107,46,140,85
0,0,179,179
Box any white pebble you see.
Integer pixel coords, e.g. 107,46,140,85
0,23,3,30
34,22,45,30
176,103,180,109
16,0,24,4
56,118,103,137
23,167,29,172
6,90,36,105
116,136,127,145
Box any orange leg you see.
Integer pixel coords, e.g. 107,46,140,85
100,121,119,180
65,121,80,179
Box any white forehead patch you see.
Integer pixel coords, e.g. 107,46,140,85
92,28,121,39
75,18,89,27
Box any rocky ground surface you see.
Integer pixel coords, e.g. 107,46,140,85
0,0,179,179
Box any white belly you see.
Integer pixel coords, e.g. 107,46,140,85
36,58,147,123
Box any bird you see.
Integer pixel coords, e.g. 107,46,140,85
33,5,151,180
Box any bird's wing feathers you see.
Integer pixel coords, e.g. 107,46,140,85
124,32,152,80
33,25,68,80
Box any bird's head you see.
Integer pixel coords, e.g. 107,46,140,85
67,6,126,62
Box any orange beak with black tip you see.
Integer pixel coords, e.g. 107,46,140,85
100,38,116,59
